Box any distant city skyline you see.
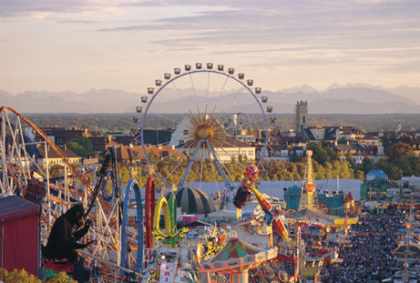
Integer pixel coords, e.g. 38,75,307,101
1,0,420,94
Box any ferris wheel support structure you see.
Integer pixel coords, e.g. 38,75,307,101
177,139,235,191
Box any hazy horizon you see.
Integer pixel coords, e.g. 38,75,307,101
2,83,420,114
1,82,419,95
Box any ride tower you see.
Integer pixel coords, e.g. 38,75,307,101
305,150,316,209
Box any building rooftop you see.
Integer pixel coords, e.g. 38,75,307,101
182,135,253,149
36,146,80,159
114,144,181,161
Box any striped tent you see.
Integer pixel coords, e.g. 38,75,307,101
211,238,260,262
200,237,278,273
173,187,215,215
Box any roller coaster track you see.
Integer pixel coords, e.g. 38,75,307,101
0,106,148,281
0,106,79,176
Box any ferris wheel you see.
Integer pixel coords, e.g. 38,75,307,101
135,63,274,193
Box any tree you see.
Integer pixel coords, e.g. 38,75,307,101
355,170,365,180
315,163,326,179
308,143,329,165
388,165,402,180
361,158,374,174
0,268,41,283
387,143,413,161
46,272,76,283
376,158,401,180
307,143,337,165
397,156,414,176
66,138,94,158
339,161,353,179
324,162,334,179
337,137,348,145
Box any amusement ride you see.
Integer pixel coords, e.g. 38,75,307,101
0,63,284,282
0,62,362,283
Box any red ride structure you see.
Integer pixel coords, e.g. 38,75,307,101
145,175,155,252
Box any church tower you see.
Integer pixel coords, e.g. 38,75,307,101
295,101,308,134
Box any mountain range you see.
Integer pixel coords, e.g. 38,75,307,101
1,85,420,114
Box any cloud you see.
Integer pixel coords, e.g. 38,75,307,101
97,24,173,32
1,0,420,91
57,19,99,24
384,60,420,74
352,0,403,4
0,0,131,17
94,1,420,51
0,0,87,17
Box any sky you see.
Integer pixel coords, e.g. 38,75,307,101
1,0,420,93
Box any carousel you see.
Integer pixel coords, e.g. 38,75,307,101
199,236,278,283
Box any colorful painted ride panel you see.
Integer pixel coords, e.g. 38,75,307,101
249,186,289,242
120,180,144,273
145,176,155,250
200,238,278,273
153,196,173,238
153,195,188,246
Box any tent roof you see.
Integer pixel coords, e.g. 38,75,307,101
174,187,215,214
210,238,260,262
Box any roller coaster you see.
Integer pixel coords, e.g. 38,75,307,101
0,106,148,281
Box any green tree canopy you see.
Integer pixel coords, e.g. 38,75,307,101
66,137,94,158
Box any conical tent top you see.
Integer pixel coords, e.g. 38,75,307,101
210,237,260,262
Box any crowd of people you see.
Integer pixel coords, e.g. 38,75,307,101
321,207,405,282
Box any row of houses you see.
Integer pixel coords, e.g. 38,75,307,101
268,126,386,164
39,124,256,167
39,120,420,168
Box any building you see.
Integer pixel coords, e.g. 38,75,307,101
88,136,110,153
182,137,256,163
304,126,340,142
296,101,308,134
236,129,257,144
111,129,173,146
113,144,181,164
37,147,81,168
366,169,389,183
269,131,307,160
317,192,346,216
401,176,420,189
358,133,384,155
339,126,365,141
170,116,256,163
169,117,193,147
336,144,357,157
86,128,174,154
142,129,173,145
42,127,90,146
284,185,301,210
